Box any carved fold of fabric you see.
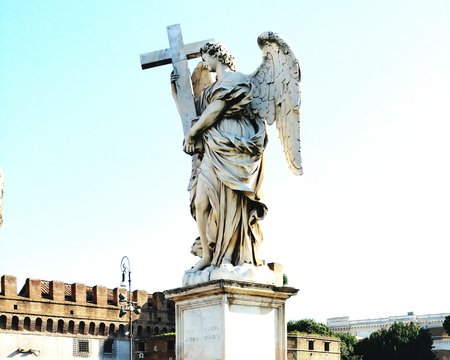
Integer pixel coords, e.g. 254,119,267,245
194,74,268,266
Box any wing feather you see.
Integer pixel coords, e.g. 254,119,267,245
249,32,302,175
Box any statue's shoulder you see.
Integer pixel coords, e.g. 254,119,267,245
222,71,248,85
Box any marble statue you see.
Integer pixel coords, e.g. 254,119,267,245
170,32,302,285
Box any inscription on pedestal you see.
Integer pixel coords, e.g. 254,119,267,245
185,325,221,343
182,304,224,360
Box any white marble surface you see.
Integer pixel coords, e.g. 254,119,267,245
166,280,298,360
182,263,277,287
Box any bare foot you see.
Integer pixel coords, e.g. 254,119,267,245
220,258,233,267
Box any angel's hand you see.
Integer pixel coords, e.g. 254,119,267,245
183,133,196,155
170,71,180,97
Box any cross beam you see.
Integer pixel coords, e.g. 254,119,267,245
140,24,212,135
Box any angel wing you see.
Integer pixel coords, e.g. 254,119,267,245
249,31,302,175
191,61,215,105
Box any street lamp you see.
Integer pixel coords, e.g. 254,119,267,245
119,256,141,360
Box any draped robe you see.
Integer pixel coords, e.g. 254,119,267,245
192,71,268,266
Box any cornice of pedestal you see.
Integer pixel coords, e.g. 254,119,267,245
164,279,299,303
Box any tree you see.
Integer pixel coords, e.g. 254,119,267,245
443,315,450,336
354,322,437,360
287,319,332,335
336,332,360,360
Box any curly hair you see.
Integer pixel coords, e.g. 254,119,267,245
200,42,236,71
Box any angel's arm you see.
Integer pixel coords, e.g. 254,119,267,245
170,72,182,116
183,99,227,155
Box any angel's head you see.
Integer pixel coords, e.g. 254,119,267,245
200,42,236,71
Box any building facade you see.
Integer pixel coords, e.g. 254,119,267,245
0,274,175,359
327,312,450,360
287,333,340,360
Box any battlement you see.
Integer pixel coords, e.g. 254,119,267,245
0,274,175,339
0,275,148,307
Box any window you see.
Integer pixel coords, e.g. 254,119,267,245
12,316,19,330
68,321,75,334
58,319,64,334
324,342,330,352
46,319,53,332
109,323,115,336
89,322,95,335
103,339,113,354
0,315,6,329
137,325,143,337
308,340,314,351
99,323,106,336
35,318,42,332
24,317,31,331
79,340,89,352
119,324,125,336
78,321,85,334
137,342,145,351
73,339,90,357
145,326,152,336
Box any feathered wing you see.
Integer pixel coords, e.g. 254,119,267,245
249,32,302,175
191,61,214,102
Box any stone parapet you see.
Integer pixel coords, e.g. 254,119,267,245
93,285,107,306
49,281,65,302
25,279,41,300
1,275,17,297
0,274,175,342
133,289,148,307
71,283,86,304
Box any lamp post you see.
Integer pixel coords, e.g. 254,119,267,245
119,256,141,360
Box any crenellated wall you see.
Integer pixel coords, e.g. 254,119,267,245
0,274,174,340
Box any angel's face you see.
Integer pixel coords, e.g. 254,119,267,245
201,53,218,72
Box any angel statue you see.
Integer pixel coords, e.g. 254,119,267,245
170,32,302,286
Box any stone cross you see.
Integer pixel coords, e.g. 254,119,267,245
140,24,212,135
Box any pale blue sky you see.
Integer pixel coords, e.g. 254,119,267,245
1,0,449,322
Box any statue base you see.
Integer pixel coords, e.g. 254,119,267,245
165,280,298,360
182,262,284,287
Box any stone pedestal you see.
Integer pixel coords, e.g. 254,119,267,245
165,280,298,360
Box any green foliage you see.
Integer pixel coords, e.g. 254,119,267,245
287,319,332,336
353,322,437,360
443,315,450,335
336,332,360,360
157,332,175,337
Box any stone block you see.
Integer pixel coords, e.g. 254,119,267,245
93,285,107,306
1,275,17,297
25,278,41,300
71,283,86,303
133,290,148,306
49,280,65,302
